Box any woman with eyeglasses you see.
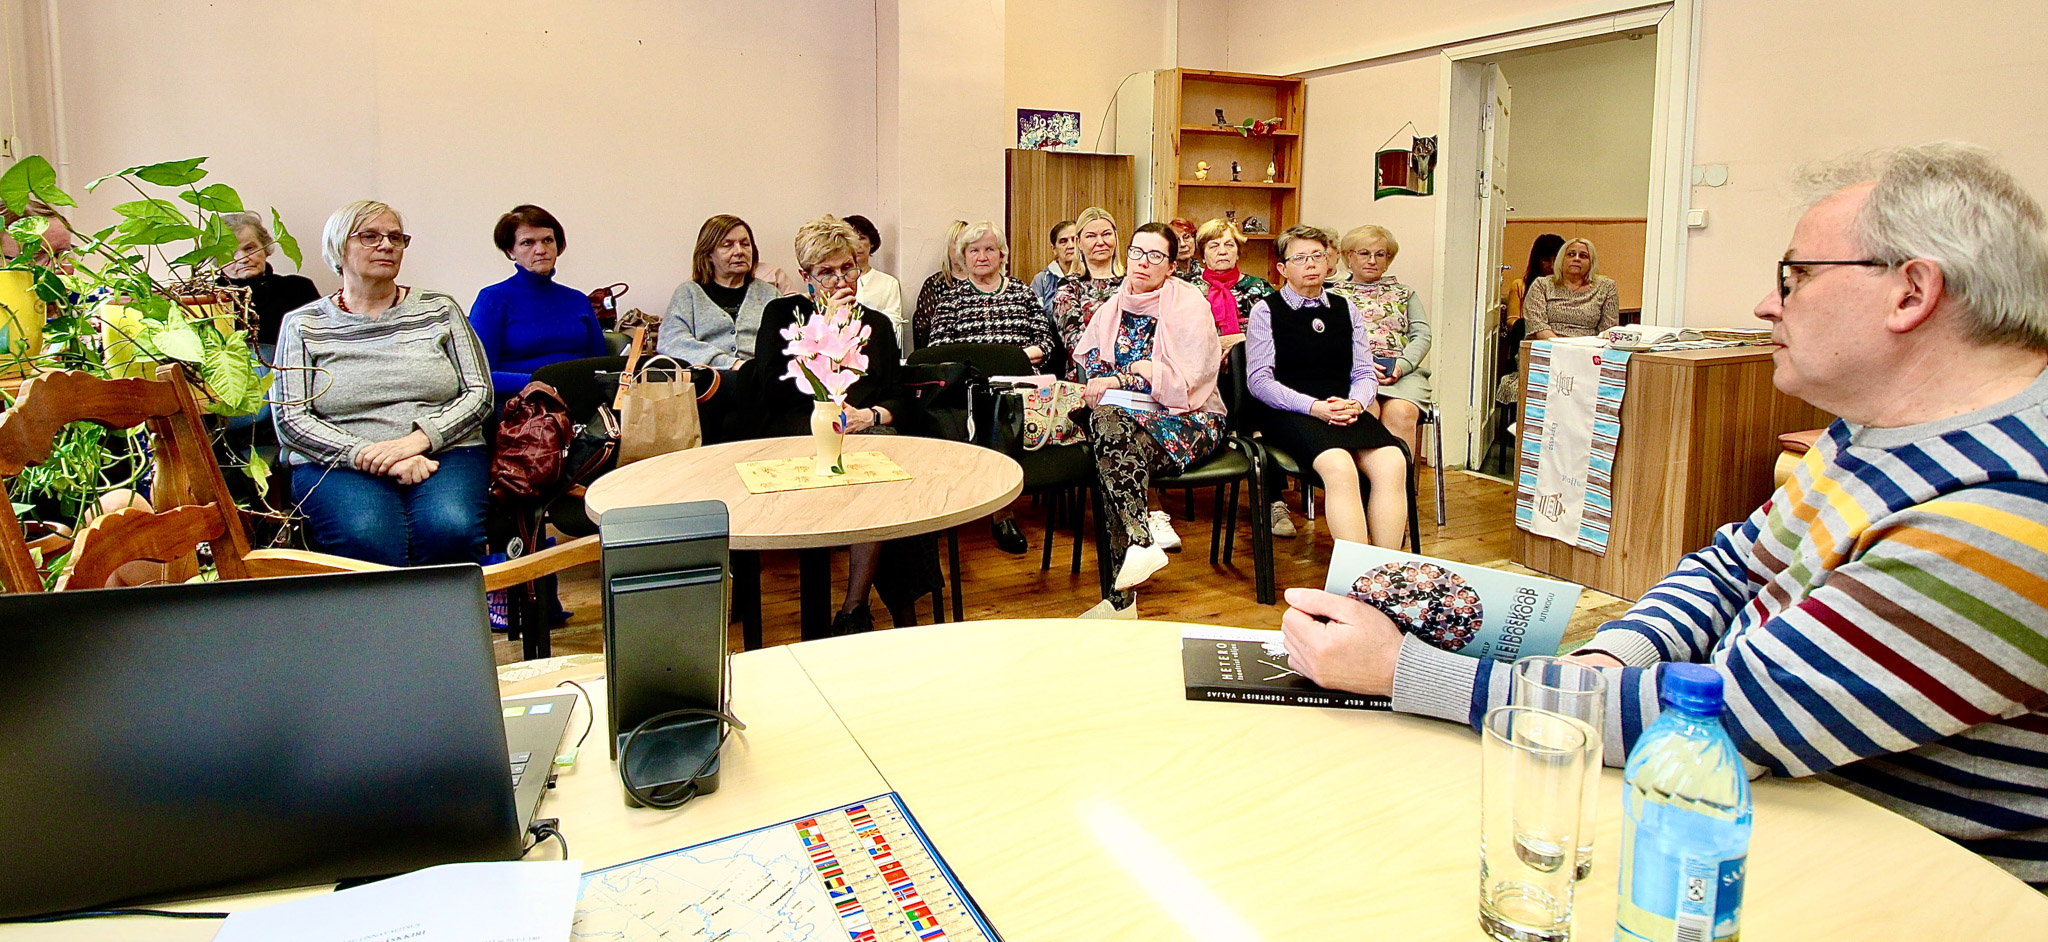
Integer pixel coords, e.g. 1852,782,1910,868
1523,237,1619,340
1048,206,1126,371
1247,225,1408,550
1072,222,1227,618
467,204,609,400
733,215,921,634
272,200,493,566
1326,224,1431,461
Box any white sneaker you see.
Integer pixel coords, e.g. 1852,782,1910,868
1147,510,1183,552
1269,501,1297,539
1078,595,1139,619
1114,543,1171,590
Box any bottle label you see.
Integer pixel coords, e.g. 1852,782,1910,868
1632,837,1745,942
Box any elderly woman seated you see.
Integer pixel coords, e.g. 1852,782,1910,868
657,214,782,367
1523,237,1620,340
1327,224,1432,460
271,200,492,567
1190,217,1273,345
220,211,320,357
1074,222,1227,619
468,204,609,399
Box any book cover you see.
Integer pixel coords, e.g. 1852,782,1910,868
1322,540,1579,664
1180,625,1391,711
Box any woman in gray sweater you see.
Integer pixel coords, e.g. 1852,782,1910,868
656,214,781,367
273,200,493,566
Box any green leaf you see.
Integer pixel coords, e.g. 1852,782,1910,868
9,502,30,518
112,198,186,223
114,219,203,246
200,337,251,409
242,447,270,498
150,324,205,363
271,208,302,269
131,157,208,188
0,156,74,215
177,183,243,213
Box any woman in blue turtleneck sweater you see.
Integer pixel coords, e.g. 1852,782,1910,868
468,204,609,397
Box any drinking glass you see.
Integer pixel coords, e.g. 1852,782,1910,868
1479,705,1590,942
1512,656,1609,880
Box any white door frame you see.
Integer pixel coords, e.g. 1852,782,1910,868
1428,1,1699,468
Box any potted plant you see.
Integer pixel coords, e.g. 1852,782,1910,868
0,154,302,556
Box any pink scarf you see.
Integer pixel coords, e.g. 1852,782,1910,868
1201,266,1243,335
1076,277,1225,415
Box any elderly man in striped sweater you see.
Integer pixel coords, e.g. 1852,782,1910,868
1281,142,2048,887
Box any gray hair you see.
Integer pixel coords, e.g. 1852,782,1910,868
220,211,275,257
321,199,403,275
1275,224,1337,261
952,220,1008,265
1798,142,2048,350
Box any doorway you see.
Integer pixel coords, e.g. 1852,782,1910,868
1428,2,1697,474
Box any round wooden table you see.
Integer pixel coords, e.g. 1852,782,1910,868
584,436,1022,644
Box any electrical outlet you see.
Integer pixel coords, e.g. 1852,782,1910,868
0,136,15,159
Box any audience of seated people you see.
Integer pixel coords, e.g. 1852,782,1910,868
1523,236,1620,340
657,214,781,368
272,200,492,568
1247,225,1409,550
1326,224,1432,460
467,204,610,402
1074,222,1227,619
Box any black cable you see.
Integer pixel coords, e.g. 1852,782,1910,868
556,678,595,751
525,817,569,859
0,908,229,924
617,707,746,810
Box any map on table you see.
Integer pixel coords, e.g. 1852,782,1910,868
572,793,995,941
734,451,913,494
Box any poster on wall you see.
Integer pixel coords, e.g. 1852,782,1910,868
1375,134,1438,199
1017,109,1082,151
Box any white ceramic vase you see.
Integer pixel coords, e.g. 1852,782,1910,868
810,400,846,475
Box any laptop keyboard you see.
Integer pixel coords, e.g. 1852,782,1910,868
511,752,531,786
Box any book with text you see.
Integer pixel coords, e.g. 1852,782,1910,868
1180,625,1391,711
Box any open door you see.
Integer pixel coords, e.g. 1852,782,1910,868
1467,64,1512,468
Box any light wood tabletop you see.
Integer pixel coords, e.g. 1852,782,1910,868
582,435,1024,550
790,619,2048,940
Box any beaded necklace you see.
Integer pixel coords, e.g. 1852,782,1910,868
332,285,411,313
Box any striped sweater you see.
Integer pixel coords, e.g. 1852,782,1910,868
271,290,493,467
1393,367,2048,885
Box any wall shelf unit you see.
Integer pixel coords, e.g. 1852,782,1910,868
1151,68,1306,276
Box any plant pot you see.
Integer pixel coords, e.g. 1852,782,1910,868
810,400,847,476
97,302,154,380
0,270,44,379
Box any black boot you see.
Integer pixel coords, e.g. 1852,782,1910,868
991,514,1028,555
830,602,873,636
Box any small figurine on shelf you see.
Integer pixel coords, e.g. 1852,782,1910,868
1194,160,1210,181
1243,216,1267,234
1214,108,1229,127
1225,209,1238,225
1264,161,1278,184
1230,160,1242,182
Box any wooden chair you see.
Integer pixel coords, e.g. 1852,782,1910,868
0,367,596,652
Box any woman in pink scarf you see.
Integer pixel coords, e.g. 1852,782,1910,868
1189,218,1274,345
1073,222,1227,617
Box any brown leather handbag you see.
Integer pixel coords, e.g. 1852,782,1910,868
490,381,573,505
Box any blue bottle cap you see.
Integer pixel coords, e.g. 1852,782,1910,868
1659,663,1725,716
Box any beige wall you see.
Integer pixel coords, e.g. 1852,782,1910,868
15,0,882,308
1293,53,1443,304
1497,36,1656,219
1003,0,1177,156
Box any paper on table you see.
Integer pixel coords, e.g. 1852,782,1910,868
213,861,579,942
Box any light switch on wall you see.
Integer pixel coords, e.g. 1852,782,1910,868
1687,209,1708,229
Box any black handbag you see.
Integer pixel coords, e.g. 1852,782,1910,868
900,361,997,446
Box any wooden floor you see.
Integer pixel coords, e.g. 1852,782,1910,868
497,468,1637,665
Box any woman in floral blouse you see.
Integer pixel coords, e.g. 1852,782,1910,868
1327,224,1431,458
1047,205,1125,373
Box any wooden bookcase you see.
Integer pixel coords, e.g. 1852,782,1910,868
1150,69,1307,276
1005,149,1135,282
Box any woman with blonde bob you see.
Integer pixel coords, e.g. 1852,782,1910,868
1048,205,1126,366
1523,236,1619,339
272,200,493,566
1327,224,1432,457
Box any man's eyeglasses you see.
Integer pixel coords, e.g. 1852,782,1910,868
1127,245,1171,265
1777,259,1888,300
1284,251,1330,266
352,231,413,248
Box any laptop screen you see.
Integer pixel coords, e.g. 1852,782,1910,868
0,565,522,919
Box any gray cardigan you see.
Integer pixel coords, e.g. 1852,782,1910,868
656,278,779,367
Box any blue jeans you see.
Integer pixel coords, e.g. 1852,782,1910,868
290,446,489,567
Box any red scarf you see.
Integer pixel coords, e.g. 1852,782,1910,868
1201,266,1242,335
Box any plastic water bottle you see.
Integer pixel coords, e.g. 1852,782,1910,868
1615,664,1752,942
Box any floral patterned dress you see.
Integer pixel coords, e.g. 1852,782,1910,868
1082,311,1226,474
1327,276,1413,358
1049,274,1123,371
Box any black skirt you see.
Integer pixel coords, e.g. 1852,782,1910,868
1259,406,1402,465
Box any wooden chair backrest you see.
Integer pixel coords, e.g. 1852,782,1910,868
0,365,254,592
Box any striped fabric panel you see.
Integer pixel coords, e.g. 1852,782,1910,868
1512,343,1635,553
1513,344,1553,531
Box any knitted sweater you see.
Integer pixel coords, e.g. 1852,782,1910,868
916,276,1057,354
272,290,493,466
468,266,608,395
1392,367,2048,885
656,277,778,368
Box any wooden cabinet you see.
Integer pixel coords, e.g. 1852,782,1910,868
1005,149,1135,282
1150,69,1306,275
1512,344,1832,601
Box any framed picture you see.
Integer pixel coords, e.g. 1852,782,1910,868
1017,109,1082,152
1375,134,1438,199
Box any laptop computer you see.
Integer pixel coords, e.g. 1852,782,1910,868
0,566,526,920
502,691,577,831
